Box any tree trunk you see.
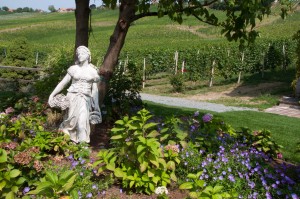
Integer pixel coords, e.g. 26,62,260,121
98,0,135,104
75,0,90,51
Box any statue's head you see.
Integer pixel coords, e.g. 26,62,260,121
76,46,91,64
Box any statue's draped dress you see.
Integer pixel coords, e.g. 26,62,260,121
60,65,100,143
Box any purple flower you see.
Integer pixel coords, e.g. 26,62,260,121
228,174,235,182
194,111,199,117
23,187,30,194
248,181,255,189
120,188,123,193
266,192,272,199
92,184,97,189
86,193,93,198
218,176,223,180
202,113,213,123
71,161,79,168
292,194,299,199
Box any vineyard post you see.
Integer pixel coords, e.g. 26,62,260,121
35,51,39,65
209,60,216,87
282,43,286,71
143,58,146,89
124,54,129,75
181,60,185,74
238,51,244,84
174,51,178,74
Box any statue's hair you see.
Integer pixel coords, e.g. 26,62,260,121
75,46,91,64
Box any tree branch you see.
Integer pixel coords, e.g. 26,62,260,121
132,0,219,22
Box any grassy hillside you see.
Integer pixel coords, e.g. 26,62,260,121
1,6,299,59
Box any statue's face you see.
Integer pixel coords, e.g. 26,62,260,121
77,49,89,63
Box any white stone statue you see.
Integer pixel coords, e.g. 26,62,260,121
48,46,102,143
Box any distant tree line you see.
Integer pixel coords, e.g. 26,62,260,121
0,6,43,13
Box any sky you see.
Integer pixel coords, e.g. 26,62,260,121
0,0,102,11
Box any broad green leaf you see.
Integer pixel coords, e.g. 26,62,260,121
106,163,115,171
187,173,197,179
213,185,223,193
11,185,18,193
45,171,58,184
111,134,123,140
212,194,223,199
147,169,155,177
189,191,199,199
0,125,6,133
114,168,124,178
170,172,177,182
0,149,7,163
147,130,160,138
5,191,15,199
27,181,53,195
9,170,21,178
115,120,125,125
0,180,6,190
148,182,155,192
166,160,175,171
70,189,79,199
129,180,135,188
16,177,26,185
140,161,148,173
137,145,146,155
62,174,77,191
143,122,158,130
110,127,125,132
59,170,74,182
196,180,205,188
179,182,194,190
152,176,160,184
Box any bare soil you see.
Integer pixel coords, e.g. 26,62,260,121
185,82,285,102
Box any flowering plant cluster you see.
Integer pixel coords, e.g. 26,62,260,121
177,111,300,199
155,186,169,199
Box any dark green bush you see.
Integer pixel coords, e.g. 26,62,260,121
103,61,143,122
34,48,73,99
169,73,185,92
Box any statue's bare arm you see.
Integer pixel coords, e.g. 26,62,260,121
48,74,72,104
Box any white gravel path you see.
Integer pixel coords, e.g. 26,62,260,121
140,93,258,113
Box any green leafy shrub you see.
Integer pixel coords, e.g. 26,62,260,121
236,128,283,159
103,61,143,122
0,148,26,199
94,109,180,194
27,169,78,198
34,47,73,98
169,74,184,92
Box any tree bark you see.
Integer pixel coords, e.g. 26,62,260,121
98,0,136,104
75,0,90,50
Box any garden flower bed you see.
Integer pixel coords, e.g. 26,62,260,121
0,96,299,199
